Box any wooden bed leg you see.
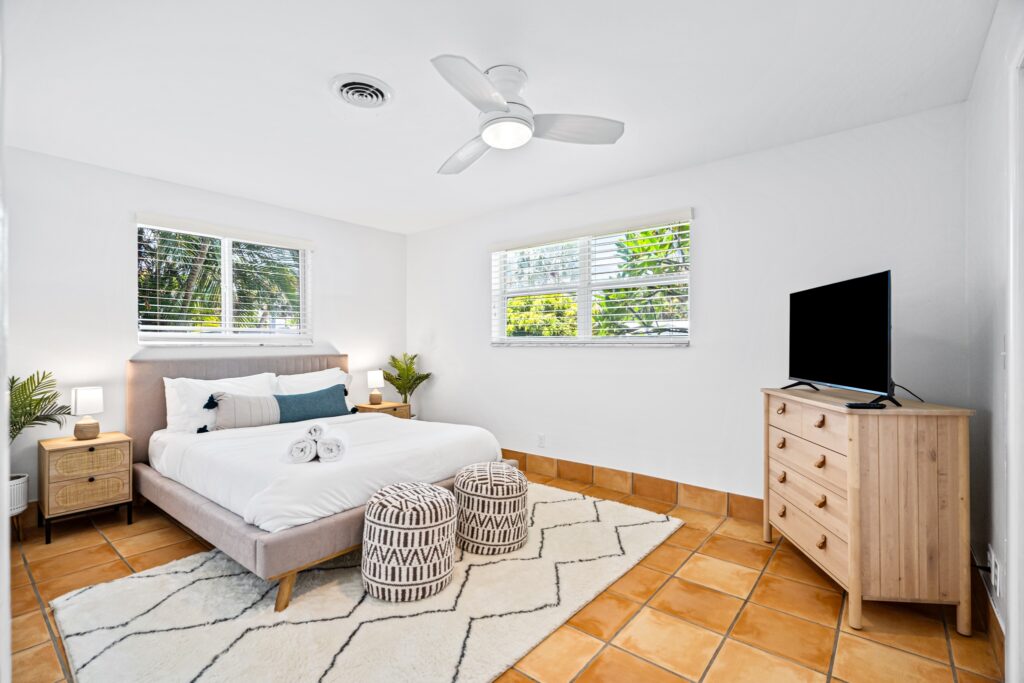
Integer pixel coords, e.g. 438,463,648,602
275,572,297,612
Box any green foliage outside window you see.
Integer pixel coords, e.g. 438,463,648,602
138,227,302,333
504,223,689,338
506,293,578,337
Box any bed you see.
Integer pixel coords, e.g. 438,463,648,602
126,354,500,611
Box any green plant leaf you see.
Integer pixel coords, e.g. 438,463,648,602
9,371,71,443
381,353,431,404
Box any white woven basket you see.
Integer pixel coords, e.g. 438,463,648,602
9,474,28,517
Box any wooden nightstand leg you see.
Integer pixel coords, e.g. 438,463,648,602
37,506,44,528
44,518,52,545
126,503,133,525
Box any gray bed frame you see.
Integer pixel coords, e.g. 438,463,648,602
125,353,455,611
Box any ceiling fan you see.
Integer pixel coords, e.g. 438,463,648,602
431,54,625,174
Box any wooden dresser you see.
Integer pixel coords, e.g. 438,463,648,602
38,432,133,543
761,388,974,635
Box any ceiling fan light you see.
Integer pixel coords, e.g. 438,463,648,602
481,118,533,149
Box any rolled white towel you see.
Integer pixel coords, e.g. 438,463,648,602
316,428,352,463
305,423,327,441
283,438,317,464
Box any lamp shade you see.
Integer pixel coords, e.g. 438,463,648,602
367,370,385,390
70,387,104,416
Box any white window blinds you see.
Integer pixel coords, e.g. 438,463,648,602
137,224,311,344
491,220,690,346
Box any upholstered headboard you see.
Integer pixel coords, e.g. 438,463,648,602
126,354,349,463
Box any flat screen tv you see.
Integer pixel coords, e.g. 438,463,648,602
789,271,891,395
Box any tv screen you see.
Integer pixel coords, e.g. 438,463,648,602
789,271,891,395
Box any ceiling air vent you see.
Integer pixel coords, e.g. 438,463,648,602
330,74,392,108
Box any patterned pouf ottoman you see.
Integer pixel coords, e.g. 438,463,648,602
361,482,457,602
454,461,529,555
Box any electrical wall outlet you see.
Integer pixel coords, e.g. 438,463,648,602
988,545,1001,597
536,433,546,448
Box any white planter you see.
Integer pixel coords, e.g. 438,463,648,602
9,473,28,517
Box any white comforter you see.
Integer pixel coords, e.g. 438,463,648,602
149,413,501,532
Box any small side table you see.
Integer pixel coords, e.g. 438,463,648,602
37,432,133,544
355,402,412,419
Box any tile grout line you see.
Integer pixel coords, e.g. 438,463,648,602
824,590,847,681
696,527,785,683
562,514,727,683
941,611,960,683
14,533,73,683
92,516,138,573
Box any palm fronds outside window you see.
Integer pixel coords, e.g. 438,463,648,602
137,225,309,343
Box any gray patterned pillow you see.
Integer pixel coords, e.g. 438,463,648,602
212,392,281,430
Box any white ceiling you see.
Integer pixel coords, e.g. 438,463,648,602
4,1,997,233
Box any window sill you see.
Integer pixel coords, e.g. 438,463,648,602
491,337,689,348
139,337,314,348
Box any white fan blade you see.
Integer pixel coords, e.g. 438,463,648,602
532,114,625,144
438,136,490,174
431,55,509,113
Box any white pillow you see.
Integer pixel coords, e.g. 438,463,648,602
276,367,354,412
163,372,277,433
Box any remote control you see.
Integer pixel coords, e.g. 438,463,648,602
845,402,886,409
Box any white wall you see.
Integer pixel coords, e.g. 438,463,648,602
407,105,969,498
5,147,407,500
964,0,1024,638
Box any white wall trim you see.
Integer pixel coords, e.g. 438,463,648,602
1004,41,1024,683
487,207,693,252
135,212,316,251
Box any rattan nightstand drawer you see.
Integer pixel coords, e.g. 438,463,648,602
47,471,131,516
47,442,130,483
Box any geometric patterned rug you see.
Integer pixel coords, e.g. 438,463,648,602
51,483,681,682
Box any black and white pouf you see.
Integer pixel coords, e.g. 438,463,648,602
361,482,457,602
454,461,529,555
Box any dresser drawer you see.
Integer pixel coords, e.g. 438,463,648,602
768,426,847,495
47,442,131,483
769,458,848,539
767,394,802,434
769,490,849,584
47,471,131,516
800,407,849,453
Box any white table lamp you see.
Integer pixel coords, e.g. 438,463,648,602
70,386,104,440
367,370,385,405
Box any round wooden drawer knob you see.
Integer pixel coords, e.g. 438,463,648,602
88,446,95,452
816,535,827,549
776,437,786,449
776,403,786,415
777,471,787,483
815,494,827,508
814,455,827,468
814,414,826,428
777,505,787,517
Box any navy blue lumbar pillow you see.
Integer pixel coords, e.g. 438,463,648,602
275,384,352,424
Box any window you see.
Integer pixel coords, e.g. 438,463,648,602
137,223,311,344
491,220,690,346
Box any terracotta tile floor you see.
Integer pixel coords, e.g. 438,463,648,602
503,481,1006,683
10,483,1006,683
10,504,212,682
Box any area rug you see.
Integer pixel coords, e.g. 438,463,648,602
51,483,680,683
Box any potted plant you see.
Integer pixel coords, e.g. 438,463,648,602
8,370,69,541
383,353,432,417
9,371,71,443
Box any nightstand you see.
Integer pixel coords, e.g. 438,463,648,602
37,432,133,544
356,401,412,419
